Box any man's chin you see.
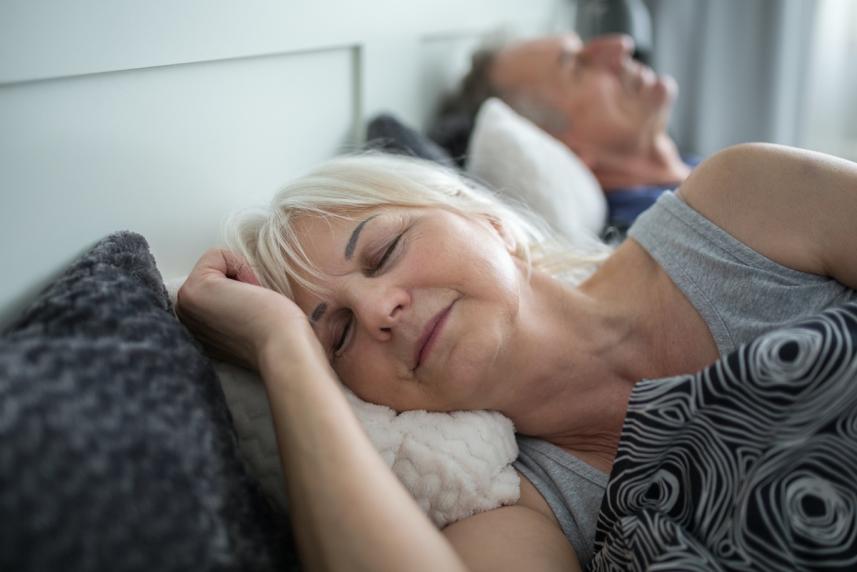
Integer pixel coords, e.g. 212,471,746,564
642,74,677,123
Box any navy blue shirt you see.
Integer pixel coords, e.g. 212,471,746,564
602,156,701,242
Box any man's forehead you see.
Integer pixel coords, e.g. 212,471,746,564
494,34,582,85
508,34,582,57
557,33,583,51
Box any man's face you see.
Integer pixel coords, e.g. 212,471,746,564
490,34,677,159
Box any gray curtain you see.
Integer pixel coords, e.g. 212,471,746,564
644,0,817,157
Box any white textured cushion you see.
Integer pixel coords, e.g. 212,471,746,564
466,98,607,246
214,361,520,528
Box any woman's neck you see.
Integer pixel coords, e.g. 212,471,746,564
501,242,671,474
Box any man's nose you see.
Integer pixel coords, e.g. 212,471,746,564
351,280,410,341
584,34,635,72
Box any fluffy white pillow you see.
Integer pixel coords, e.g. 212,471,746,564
164,278,520,528
214,361,520,528
466,98,607,246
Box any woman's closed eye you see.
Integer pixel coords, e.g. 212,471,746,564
333,311,354,357
332,232,405,359
367,232,403,276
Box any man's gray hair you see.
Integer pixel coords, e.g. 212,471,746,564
434,46,502,128
432,33,569,156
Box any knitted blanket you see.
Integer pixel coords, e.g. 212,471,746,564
0,232,298,571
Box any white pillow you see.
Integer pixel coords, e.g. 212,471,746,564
215,362,520,528
466,98,607,246
164,277,520,528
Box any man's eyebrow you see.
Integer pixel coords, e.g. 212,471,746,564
345,214,378,260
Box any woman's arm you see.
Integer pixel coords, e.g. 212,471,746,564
178,249,466,571
678,143,857,289
177,249,578,572
259,331,469,572
442,478,581,572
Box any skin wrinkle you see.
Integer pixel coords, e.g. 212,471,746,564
310,214,379,322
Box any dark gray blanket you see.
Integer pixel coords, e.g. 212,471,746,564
0,232,300,571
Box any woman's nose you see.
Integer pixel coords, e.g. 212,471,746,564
352,280,410,341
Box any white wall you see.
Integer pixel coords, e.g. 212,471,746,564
802,0,857,161
0,0,572,327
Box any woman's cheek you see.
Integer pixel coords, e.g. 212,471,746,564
334,349,388,404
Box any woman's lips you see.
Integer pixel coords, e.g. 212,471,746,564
413,301,455,370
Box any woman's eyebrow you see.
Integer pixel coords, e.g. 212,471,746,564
310,214,380,324
311,302,327,322
345,214,379,260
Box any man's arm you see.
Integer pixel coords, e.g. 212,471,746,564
678,143,857,290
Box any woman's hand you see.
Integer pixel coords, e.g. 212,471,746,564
176,248,313,370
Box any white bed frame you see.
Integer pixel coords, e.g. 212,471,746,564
0,0,574,328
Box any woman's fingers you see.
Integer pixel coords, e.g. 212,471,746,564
217,249,261,285
177,248,316,369
188,248,258,283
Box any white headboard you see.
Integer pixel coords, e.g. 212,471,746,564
0,0,573,327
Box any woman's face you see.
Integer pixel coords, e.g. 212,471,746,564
286,205,524,412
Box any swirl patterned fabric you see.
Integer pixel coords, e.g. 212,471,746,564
591,302,857,571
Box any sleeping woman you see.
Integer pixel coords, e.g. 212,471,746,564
176,143,857,571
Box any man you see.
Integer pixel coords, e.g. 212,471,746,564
433,33,696,234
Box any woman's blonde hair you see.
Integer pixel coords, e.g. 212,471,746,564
226,152,607,298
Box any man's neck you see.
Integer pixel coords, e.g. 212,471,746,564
591,134,691,191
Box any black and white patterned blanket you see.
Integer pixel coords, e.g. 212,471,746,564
591,303,857,571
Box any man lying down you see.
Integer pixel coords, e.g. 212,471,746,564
177,143,857,571
433,32,698,237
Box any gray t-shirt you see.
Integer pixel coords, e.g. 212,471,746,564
514,190,857,566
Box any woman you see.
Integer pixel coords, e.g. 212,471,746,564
177,143,857,571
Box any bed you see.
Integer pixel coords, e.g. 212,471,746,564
4,3,857,571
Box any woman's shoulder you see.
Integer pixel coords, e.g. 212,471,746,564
676,143,850,280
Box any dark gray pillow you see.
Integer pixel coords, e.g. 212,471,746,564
366,113,456,167
0,232,300,571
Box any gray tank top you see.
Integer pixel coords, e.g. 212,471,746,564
514,190,857,566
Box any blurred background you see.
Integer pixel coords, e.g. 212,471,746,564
596,0,857,161
1,0,855,324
